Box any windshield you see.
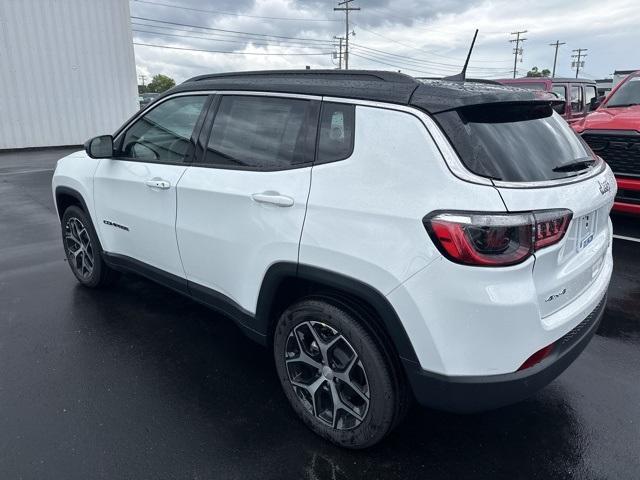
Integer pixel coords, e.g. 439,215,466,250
435,103,596,182
606,75,640,107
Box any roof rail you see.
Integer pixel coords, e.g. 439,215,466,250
184,69,417,84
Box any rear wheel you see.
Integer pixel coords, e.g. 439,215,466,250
273,297,406,448
61,206,119,288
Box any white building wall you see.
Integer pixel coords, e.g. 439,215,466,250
0,0,138,149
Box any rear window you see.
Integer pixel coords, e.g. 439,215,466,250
435,103,595,182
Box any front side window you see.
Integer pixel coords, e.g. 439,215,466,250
200,96,315,169
606,74,640,107
317,103,355,163
570,86,584,112
117,95,208,163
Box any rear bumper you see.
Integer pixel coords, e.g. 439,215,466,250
613,177,640,215
404,294,606,413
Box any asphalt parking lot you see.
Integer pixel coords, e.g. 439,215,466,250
1,148,639,479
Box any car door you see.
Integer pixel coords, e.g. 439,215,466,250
176,93,319,313
94,94,211,280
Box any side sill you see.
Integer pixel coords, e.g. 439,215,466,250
101,252,267,345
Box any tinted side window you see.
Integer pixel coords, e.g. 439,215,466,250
552,85,567,114
584,85,597,107
552,85,566,99
117,95,208,163
570,86,584,112
200,96,315,169
317,103,355,164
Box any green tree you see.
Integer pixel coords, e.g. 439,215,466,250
146,74,176,93
526,66,551,78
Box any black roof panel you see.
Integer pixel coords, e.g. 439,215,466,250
161,69,560,114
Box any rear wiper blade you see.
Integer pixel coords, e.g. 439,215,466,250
552,160,596,173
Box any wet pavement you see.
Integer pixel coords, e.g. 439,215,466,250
1,148,639,479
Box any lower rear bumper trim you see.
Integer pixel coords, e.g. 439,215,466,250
404,294,607,413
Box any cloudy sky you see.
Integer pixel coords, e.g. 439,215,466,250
130,0,640,84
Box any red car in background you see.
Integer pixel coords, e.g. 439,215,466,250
496,77,598,124
573,71,640,215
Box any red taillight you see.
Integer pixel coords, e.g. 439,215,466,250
424,209,572,267
533,210,572,249
518,344,554,370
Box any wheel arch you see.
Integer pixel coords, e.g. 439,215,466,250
55,186,89,220
255,263,419,364
54,186,103,245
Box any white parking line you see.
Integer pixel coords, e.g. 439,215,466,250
0,168,55,176
613,234,640,243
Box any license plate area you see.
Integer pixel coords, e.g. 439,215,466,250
576,210,597,252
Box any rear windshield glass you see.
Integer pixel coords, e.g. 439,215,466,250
434,103,595,182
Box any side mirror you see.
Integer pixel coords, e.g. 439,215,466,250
84,135,113,159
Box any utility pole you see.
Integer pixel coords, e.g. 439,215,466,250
549,40,565,78
509,30,527,78
334,36,344,69
138,74,146,86
334,0,359,70
571,48,588,78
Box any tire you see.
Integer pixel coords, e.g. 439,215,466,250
61,206,119,288
273,296,406,448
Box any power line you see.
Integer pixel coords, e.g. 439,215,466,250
571,48,588,78
549,40,566,78
349,52,434,75
132,28,330,50
130,16,333,44
353,23,512,65
133,42,333,56
131,22,331,47
349,51,513,78
333,0,360,69
509,30,527,78
350,48,462,75
350,43,513,72
130,0,339,22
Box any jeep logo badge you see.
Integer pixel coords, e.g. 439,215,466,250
598,179,610,195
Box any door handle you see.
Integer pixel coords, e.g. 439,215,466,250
145,179,171,190
251,192,294,207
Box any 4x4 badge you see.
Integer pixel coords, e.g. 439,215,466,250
598,179,610,195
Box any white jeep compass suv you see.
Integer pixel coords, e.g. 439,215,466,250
52,70,615,448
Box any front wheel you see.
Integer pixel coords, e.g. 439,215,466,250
273,297,406,448
61,206,119,288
